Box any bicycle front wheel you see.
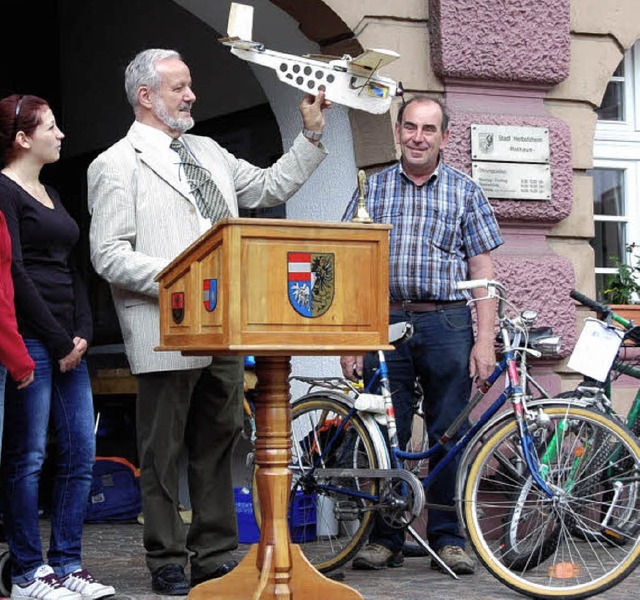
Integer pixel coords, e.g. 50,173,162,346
254,394,385,573
463,405,640,599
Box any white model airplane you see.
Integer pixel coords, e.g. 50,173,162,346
219,3,402,114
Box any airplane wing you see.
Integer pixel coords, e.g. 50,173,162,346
350,49,400,77
219,37,263,51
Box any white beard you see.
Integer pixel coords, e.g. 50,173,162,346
153,98,194,133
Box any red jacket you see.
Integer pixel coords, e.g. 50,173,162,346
0,210,34,381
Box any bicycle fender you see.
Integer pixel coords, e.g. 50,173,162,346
292,391,392,469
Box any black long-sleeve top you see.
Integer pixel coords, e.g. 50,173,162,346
0,173,92,360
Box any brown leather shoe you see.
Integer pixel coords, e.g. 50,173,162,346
352,543,404,570
431,545,475,575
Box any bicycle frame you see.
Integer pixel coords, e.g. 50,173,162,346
613,359,640,430
576,359,640,433
301,280,557,507
387,344,555,499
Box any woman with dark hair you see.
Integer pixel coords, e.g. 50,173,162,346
0,94,114,600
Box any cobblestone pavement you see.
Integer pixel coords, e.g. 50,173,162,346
54,521,639,600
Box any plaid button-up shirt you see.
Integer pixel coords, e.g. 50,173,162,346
341,159,503,302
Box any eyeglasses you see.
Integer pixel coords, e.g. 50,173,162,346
11,95,24,141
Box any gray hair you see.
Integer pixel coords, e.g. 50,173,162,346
124,48,182,108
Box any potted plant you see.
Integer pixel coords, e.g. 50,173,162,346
603,242,640,322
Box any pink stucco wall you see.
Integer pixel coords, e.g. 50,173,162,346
430,0,575,368
429,0,570,85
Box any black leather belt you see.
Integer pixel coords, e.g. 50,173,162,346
389,300,468,312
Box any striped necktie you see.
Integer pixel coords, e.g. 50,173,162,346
170,139,231,224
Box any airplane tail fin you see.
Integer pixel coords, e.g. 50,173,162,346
227,2,253,42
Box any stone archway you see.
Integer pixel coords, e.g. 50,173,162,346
270,0,362,56
268,0,434,169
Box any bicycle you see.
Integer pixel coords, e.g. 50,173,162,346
563,289,640,439
282,320,560,556
252,279,640,599
494,289,640,574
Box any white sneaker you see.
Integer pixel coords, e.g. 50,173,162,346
60,570,114,600
11,565,81,600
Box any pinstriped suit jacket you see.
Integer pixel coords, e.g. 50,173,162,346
87,123,327,374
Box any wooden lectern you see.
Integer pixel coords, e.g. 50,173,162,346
155,218,391,600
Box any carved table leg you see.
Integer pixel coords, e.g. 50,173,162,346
189,355,363,600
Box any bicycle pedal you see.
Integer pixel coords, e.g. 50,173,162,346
601,527,626,545
335,500,360,520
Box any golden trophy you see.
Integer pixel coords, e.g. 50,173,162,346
351,169,373,223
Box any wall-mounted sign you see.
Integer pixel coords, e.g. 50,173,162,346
472,162,551,200
471,124,549,164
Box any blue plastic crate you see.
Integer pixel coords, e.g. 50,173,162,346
234,487,260,544
290,491,316,543
235,487,317,543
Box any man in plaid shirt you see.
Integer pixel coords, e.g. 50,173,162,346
341,96,503,575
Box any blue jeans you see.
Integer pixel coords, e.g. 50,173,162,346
1,339,95,583
366,306,474,552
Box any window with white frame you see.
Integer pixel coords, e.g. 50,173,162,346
590,41,640,301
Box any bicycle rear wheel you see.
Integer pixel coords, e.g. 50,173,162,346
463,405,640,599
254,394,385,572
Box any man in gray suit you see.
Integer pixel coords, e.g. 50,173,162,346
87,48,330,595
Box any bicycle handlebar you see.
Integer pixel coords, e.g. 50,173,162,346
569,289,634,329
456,279,507,319
456,278,492,291
569,289,610,317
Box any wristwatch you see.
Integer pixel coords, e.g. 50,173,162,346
302,128,322,142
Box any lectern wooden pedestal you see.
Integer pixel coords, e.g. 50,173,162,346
155,218,391,600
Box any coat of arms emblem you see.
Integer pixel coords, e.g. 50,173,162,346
203,278,217,312
287,252,335,318
171,291,185,324
479,132,494,154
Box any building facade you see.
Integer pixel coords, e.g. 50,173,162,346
266,0,640,406
3,0,640,414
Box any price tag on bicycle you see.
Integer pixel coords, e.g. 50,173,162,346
567,317,624,382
